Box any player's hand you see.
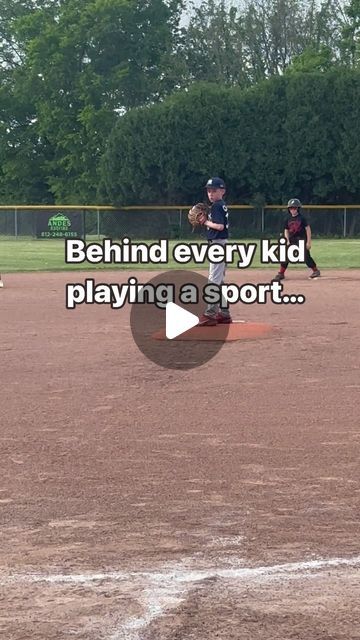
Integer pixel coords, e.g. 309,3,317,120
198,213,207,225
306,242,311,250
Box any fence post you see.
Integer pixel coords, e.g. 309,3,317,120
343,207,347,238
97,208,100,238
261,207,265,233
14,207,18,239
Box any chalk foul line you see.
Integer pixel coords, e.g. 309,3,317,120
2,554,360,640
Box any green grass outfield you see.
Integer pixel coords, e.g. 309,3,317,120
0,238,359,272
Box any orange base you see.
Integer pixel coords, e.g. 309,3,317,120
152,321,275,342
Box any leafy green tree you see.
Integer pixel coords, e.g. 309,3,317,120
183,0,249,86
184,0,347,83
286,45,334,73
0,0,33,71
0,1,52,202
0,82,52,204
341,0,360,65
1,0,359,207
0,0,185,203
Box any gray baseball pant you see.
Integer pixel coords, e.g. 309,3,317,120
205,239,230,318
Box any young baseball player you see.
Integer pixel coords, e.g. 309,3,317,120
273,198,320,281
198,176,232,326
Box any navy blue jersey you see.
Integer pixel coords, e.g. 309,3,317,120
207,200,229,240
283,212,309,241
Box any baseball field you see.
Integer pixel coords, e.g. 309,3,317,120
1,239,360,639
1,238,360,271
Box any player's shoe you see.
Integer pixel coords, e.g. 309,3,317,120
0,280,4,288
272,272,285,282
309,269,321,279
214,312,232,324
198,314,217,327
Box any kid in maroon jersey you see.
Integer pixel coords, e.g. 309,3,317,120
273,198,320,281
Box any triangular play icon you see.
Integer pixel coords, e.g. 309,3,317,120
165,302,199,340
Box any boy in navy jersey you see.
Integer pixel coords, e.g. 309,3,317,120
273,198,320,281
198,177,232,326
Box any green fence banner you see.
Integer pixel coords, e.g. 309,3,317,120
36,210,84,239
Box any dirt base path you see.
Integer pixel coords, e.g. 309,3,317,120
0,270,359,639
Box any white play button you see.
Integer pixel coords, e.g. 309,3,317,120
130,270,229,369
166,302,199,340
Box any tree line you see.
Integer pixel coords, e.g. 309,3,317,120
101,70,360,205
0,0,359,205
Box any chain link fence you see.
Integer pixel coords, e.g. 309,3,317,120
263,206,360,238
0,208,35,237
0,205,360,239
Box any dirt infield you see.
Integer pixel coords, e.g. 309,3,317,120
152,321,275,341
1,269,360,639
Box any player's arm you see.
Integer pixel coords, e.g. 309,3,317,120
205,204,225,231
204,220,224,231
305,224,312,249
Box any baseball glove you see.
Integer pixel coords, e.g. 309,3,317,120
188,202,209,229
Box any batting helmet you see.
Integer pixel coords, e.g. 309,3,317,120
287,198,302,209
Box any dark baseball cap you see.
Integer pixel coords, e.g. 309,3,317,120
205,177,226,189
